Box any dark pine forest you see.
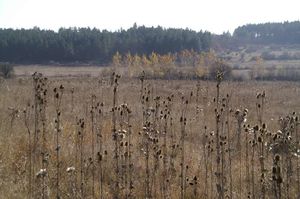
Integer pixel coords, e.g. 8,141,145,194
0,25,211,64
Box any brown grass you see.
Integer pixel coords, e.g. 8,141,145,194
0,68,299,198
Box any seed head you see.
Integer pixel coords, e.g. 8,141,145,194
66,166,75,173
36,169,47,178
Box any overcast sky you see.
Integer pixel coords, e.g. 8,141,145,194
0,0,299,34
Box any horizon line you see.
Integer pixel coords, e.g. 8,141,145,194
1,20,300,35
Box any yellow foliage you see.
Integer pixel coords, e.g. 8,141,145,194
141,54,151,67
195,65,208,78
112,51,122,67
149,52,159,66
124,52,133,67
133,54,141,67
159,53,175,67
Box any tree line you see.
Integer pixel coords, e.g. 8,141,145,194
112,49,216,68
0,25,211,64
233,21,300,44
110,50,232,80
212,21,300,50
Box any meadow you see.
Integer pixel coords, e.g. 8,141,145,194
0,68,299,199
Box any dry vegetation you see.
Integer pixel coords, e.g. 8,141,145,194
0,69,299,199
218,45,300,81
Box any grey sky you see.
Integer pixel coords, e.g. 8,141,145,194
0,0,299,34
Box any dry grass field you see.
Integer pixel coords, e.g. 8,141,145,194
0,67,299,198
14,65,105,77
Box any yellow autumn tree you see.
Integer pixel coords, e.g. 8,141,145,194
140,54,154,76
159,53,175,67
189,49,198,66
129,54,143,77
132,54,141,67
195,52,207,78
122,52,134,77
141,54,151,67
158,53,176,77
196,52,205,67
195,51,218,78
178,49,194,66
112,51,122,67
149,52,162,77
124,52,133,67
149,52,159,66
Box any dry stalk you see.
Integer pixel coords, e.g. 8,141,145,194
77,118,85,199
245,125,251,198
295,114,299,198
180,96,188,199
142,86,152,198
272,154,282,199
234,108,248,198
111,73,121,199
90,94,96,199
53,84,64,199
24,102,33,199
224,94,233,199
251,125,258,199
214,71,224,199
125,105,134,198
96,102,104,199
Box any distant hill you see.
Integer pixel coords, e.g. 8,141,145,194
233,21,300,45
213,21,300,51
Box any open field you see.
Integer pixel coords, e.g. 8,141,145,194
0,68,299,198
14,65,106,77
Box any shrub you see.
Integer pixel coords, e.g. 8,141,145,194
208,60,232,80
0,63,14,78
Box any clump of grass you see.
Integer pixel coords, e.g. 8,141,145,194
0,63,14,78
